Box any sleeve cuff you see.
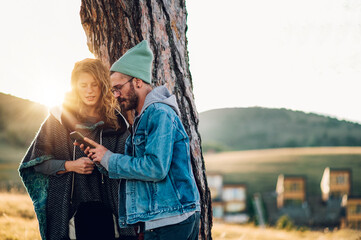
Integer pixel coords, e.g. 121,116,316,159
34,159,66,176
101,150,113,171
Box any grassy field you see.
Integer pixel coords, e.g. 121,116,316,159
0,143,28,192
0,192,41,240
0,143,27,181
0,143,28,164
212,222,361,240
1,192,360,240
204,147,361,196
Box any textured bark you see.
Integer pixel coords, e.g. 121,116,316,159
80,1,212,239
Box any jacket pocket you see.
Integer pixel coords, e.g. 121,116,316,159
133,130,146,156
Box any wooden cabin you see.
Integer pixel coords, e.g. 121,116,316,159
211,201,224,220
346,197,361,229
276,174,306,208
222,184,247,214
320,167,351,202
206,173,223,201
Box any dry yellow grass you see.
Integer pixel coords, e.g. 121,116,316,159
0,192,360,240
204,146,361,173
212,222,361,240
0,192,40,240
0,215,41,240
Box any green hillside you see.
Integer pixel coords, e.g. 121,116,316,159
0,93,48,150
0,93,48,186
3,94,361,154
199,107,361,152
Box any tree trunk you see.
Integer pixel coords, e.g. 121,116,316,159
80,1,212,239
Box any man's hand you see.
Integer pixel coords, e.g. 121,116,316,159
64,157,94,174
81,137,108,164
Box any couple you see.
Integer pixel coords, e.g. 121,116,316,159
19,40,200,240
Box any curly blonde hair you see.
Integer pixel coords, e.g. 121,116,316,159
64,58,120,130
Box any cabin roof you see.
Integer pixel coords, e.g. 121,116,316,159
282,174,307,179
223,183,247,188
328,168,351,173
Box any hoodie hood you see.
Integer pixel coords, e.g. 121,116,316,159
49,105,129,132
49,106,103,131
50,106,63,124
139,85,180,116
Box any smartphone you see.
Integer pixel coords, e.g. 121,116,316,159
69,131,96,149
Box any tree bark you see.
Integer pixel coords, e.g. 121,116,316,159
80,1,212,239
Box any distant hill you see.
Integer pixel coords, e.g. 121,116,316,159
0,93,48,148
199,107,361,152
2,93,361,153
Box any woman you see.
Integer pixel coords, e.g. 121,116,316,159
19,59,136,240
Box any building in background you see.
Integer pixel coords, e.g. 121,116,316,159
320,167,351,202
207,172,249,223
207,173,224,219
205,168,356,228
222,183,249,223
207,172,223,201
276,174,306,208
211,201,224,221
346,197,361,229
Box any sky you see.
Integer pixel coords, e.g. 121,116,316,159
1,0,361,123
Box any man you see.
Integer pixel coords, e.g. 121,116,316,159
82,40,201,240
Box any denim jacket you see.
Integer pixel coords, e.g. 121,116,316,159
102,86,200,227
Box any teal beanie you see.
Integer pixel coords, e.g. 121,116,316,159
110,40,154,84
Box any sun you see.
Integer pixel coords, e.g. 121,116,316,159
36,85,70,109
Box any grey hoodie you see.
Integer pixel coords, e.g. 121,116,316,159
138,85,180,117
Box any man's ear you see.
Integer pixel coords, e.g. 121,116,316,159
135,78,143,88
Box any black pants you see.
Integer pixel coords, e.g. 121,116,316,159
144,212,200,240
74,201,115,240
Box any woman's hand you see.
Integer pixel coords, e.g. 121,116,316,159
64,157,95,174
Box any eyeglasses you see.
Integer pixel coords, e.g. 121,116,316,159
111,77,134,95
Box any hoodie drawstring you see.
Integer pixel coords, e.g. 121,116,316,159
100,129,104,184
70,145,76,205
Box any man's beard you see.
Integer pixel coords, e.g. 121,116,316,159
117,82,138,111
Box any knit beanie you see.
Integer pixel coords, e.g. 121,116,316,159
110,40,154,84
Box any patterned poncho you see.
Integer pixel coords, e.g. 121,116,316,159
19,111,135,240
